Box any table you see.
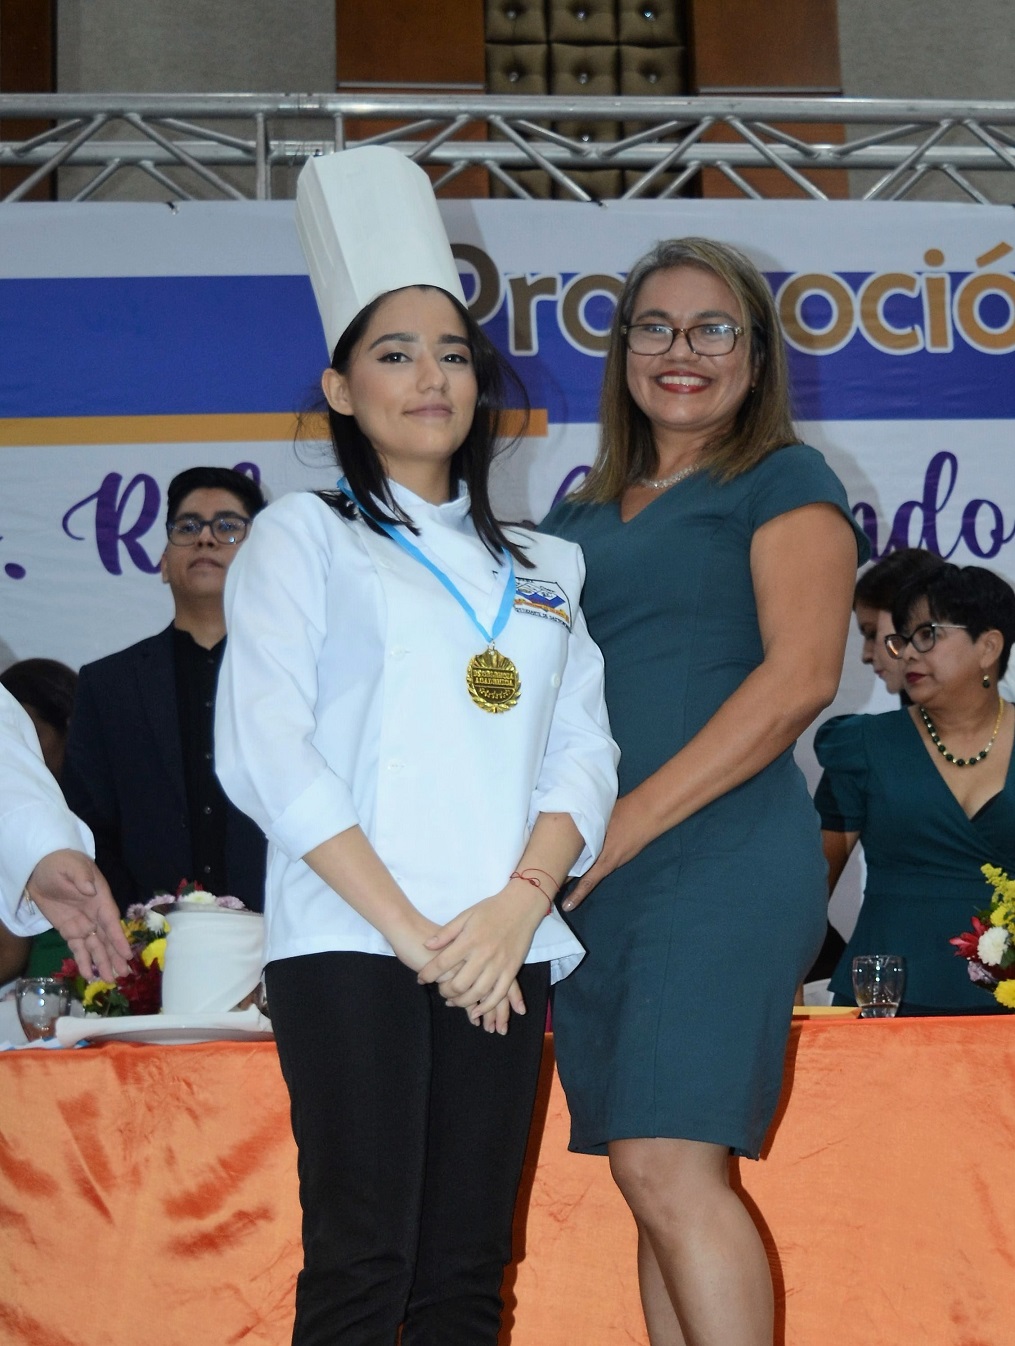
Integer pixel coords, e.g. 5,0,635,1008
1,1018,1012,1345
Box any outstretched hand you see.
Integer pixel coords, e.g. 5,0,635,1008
561,793,653,912
26,850,132,982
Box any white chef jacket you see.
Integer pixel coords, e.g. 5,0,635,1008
0,685,94,934
215,482,618,982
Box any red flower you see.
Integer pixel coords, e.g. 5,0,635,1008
115,954,162,1017
950,915,990,960
175,878,206,898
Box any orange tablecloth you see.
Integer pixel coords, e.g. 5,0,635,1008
1,1018,1013,1345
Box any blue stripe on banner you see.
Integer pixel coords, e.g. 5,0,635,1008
492,272,1015,423
0,276,328,417
2,269,1014,422
769,270,1015,422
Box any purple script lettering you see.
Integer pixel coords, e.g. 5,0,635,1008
63,472,162,576
551,465,590,510
854,451,1015,560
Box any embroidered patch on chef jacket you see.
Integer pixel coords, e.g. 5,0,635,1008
513,578,572,629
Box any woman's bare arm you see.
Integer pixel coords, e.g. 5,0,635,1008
565,502,858,909
822,827,860,897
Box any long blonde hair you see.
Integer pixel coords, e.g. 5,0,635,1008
575,238,799,503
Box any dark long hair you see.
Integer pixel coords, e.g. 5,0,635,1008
317,285,532,567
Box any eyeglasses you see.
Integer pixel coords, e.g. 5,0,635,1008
884,622,968,659
622,322,745,357
166,513,251,547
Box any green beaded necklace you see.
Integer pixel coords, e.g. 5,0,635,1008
918,699,1005,767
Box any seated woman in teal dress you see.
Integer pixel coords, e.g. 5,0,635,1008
816,563,1015,1013
543,238,866,1346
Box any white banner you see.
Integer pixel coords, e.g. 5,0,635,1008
3,200,1014,707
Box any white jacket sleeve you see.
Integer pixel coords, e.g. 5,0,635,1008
0,686,94,934
215,494,361,861
529,564,619,877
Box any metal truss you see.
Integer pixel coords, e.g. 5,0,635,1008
3,93,1015,203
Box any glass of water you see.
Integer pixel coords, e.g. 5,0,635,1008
851,955,906,1018
15,977,70,1041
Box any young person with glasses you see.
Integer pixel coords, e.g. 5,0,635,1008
541,237,867,1346
816,562,1015,1013
60,466,268,920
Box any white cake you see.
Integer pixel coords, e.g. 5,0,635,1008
160,906,265,1015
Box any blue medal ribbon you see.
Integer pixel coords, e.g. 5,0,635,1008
338,478,516,648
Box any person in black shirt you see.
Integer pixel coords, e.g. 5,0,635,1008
61,467,268,916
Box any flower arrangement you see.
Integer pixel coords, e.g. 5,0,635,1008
168,880,247,912
56,881,250,1017
950,865,1015,1010
58,901,168,1017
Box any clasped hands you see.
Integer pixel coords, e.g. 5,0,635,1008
414,880,549,1036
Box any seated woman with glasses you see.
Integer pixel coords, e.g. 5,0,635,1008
816,562,1015,1012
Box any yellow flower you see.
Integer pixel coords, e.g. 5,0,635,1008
141,937,167,970
82,979,115,1007
993,980,1015,1010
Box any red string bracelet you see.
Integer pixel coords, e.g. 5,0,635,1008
518,866,560,895
510,871,554,916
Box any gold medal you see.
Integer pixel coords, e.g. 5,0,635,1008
466,644,521,713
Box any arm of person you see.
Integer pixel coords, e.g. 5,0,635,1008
793,827,859,1002
565,502,858,909
301,824,442,972
214,497,457,984
417,811,585,1027
822,827,860,898
0,687,131,980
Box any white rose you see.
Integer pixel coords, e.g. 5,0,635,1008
977,926,1010,967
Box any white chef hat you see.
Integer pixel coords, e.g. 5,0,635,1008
295,145,467,358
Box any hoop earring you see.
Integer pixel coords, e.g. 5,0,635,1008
983,674,992,688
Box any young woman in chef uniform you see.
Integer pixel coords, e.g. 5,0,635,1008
215,147,618,1346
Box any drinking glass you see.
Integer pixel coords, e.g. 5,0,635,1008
851,955,906,1018
15,977,70,1041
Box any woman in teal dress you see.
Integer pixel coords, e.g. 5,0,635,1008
543,238,866,1346
817,563,1015,1013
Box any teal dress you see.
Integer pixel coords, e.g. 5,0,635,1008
815,709,1015,1011
543,443,868,1159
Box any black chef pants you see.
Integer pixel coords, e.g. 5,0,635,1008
266,951,550,1346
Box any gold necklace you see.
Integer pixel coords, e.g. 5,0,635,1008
918,699,1005,767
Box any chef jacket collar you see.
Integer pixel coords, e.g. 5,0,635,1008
385,477,504,600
